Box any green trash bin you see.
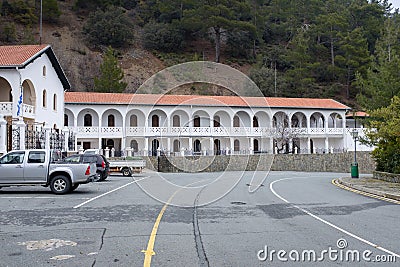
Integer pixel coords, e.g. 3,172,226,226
351,162,359,178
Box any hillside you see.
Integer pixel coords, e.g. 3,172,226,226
1,0,400,109
40,0,166,93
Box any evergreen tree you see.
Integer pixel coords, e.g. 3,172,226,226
181,0,256,62
42,0,61,23
356,17,400,109
335,28,370,99
94,47,127,93
364,96,400,173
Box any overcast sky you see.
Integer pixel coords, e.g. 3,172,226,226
390,0,400,9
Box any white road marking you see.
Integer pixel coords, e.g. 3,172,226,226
50,255,76,260
269,177,400,259
0,197,90,199
73,176,150,209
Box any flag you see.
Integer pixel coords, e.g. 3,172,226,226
17,92,23,116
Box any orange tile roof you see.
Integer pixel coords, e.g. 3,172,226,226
65,92,350,110
346,111,369,117
0,44,49,66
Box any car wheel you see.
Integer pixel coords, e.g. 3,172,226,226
50,175,71,194
70,184,79,192
122,167,132,177
94,171,102,182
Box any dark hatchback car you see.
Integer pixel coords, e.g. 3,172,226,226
61,154,110,181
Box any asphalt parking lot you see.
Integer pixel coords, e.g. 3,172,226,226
1,171,399,266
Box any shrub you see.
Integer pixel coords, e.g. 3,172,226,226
142,21,185,53
83,6,134,48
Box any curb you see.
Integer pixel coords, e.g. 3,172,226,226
334,178,400,204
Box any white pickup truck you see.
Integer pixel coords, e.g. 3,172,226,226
0,149,96,194
109,157,146,176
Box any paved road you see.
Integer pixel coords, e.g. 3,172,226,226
0,171,398,266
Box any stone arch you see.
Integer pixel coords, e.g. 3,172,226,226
77,108,100,127
193,110,210,127
254,111,271,127
233,111,251,127
64,108,74,127
291,112,307,128
102,109,123,127
328,112,343,128
0,77,12,102
213,110,231,128
22,79,35,106
310,112,325,128
170,109,190,127
126,109,146,127
148,109,168,127
272,111,289,128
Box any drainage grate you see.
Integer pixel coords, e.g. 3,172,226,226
231,201,247,205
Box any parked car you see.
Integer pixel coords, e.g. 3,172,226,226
0,149,96,194
109,157,146,176
61,154,110,182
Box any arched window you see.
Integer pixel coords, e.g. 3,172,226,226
53,94,57,111
42,90,47,108
130,140,138,152
234,139,240,152
84,114,92,127
193,116,200,127
233,116,240,127
214,139,221,155
173,140,180,152
253,139,259,152
108,114,115,127
173,115,180,127
42,66,46,76
214,116,220,127
194,139,201,152
253,116,259,127
64,114,69,126
130,114,137,127
151,139,159,156
152,115,159,127
292,116,299,127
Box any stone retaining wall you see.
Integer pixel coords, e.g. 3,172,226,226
143,151,375,173
373,171,400,183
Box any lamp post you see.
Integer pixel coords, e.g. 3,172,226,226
350,129,359,178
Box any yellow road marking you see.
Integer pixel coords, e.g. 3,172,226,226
141,180,208,267
141,197,173,266
332,179,400,205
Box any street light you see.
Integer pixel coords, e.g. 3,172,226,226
350,129,359,178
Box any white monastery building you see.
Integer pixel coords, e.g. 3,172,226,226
64,92,368,157
0,44,370,156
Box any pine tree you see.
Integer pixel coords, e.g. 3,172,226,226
94,47,127,93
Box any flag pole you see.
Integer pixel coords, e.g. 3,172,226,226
39,0,42,44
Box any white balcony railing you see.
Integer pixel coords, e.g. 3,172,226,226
0,102,35,117
70,126,347,138
0,102,12,116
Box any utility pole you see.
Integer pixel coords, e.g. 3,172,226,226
39,0,43,44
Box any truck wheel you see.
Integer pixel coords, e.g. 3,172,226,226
122,167,132,177
70,184,79,192
50,175,71,194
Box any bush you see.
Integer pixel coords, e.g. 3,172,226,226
0,21,17,42
1,0,37,25
142,21,185,53
83,6,134,48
